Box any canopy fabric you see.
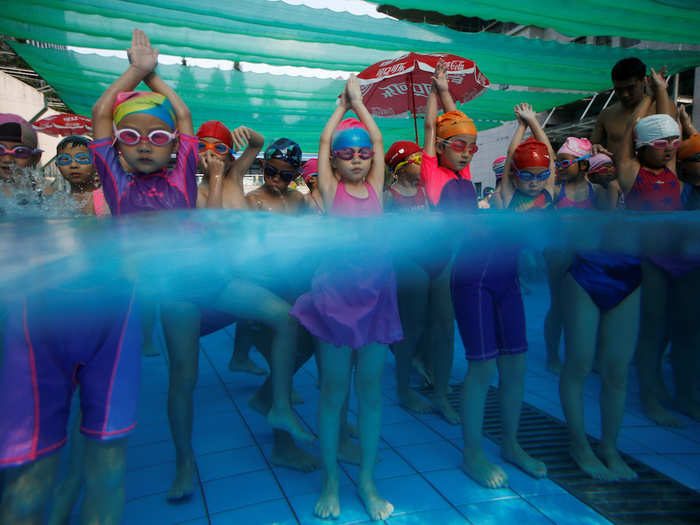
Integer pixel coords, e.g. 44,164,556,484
11,42,587,153
3,1,700,92
383,1,700,46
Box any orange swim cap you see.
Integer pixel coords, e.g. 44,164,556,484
678,133,700,161
436,110,477,139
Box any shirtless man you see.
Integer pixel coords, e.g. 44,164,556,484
245,138,307,214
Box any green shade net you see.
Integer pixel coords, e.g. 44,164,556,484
3,0,700,91
11,42,587,153
384,0,700,45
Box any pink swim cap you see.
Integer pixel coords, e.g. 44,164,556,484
302,158,318,182
557,137,592,158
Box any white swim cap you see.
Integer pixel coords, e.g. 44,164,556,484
634,114,680,149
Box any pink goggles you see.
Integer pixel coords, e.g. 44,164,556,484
113,125,178,146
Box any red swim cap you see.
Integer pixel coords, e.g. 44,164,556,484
512,138,550,170
385,141,421,170
196,121,233,149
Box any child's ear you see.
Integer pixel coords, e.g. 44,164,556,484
580,160,590,172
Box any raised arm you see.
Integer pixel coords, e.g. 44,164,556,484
202,153,226,208
649,67,676,120
318,88,350,210
423,60,450,157
346,75,385,199
498,106,528,208
679,104,698,138
92,29,156,140
229,127,264,178
434,60,456,113
617,95,652,194
143,73,192,136
517,103,557,196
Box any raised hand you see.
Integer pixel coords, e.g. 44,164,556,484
201,151,226,178
591,144,614,157
345,75,363,107
432,59,449,93
127,29,158,75
648,67,668,92
679,104,690,124
514,102,536,122
231,126,264,151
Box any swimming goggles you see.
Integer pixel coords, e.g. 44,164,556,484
113,125,178,146
512,164,551,182
198,141,233,156
393,153,422,174
555,154,591,170
637,138,681,150
0,144,43,159
587,164,616,176
263,163,298,182
439,138,478,155
56,153,92,166
332,147,374,161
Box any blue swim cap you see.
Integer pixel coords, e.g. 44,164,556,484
331,127,372,152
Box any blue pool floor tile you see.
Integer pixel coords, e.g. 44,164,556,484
458,497,554,525
209,498,297,525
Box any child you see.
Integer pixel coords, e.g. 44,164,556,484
302,158,325,213
196,120,264,210
55,135,110,216
0,113,43,183
246,138,307,214
617,69,700,425
678,105,700,210
290,76,401,521
587,153,624,210
384,138,458,424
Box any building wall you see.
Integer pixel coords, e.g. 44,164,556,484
471,120,519,193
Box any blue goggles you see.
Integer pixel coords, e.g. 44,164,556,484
56,152,92,166
513,165,551,182
555,154,590,170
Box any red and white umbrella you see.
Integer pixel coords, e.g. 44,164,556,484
357,53,489,141
32,113,92,137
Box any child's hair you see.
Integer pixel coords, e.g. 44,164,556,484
633,114,680,150
331,118,371,153
679,134,700,161
0,113,40,149
611,57,646,82
264,138,302,169
436,110,476,140
196,121,233,149
512,137,550,171
385,141,420,173
113,91,176,130
57,135,92,152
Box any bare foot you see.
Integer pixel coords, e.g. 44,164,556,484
271,441,320,472
546,358,562,375
267,407,315,443
674,397,700,421
570,443,615,481
433,395,460,425
338,437,362,465
291,388,304,405
501,442,546,479
398,390,433,414
314,477,340,520
358,481,393,521
228,355,267,376
642,396,684,427
461,451,508,489
412,356,432,386
247,390,269,416
142,341,160,357
167,455,195,501
598,445,637,480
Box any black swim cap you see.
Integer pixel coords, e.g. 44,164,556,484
264,138,302,169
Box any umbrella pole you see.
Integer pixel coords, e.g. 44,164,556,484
410,70,419,144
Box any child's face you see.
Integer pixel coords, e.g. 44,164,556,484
395,154,421,184
197,137,233,174
587,162,616,186
679,156,700,185
263,158,297,192
115,113,176,174
556,153,587,182
57,144,94,188
637,135,678,169
0,140,40,180
331,147,372,183
436,134,475,173
514,166,549,196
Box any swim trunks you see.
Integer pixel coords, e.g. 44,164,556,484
568,252,642,311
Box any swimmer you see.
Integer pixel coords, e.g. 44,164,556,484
0,113,43,185
587,153,624,210
302,158,325,214
291,76,400,521
55,135,110,216
246,138,307,214
677,105,700,210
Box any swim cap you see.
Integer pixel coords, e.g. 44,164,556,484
557,137,592,158
385,141,421,170
436,110,477,139
113,91,176,131
492,155,507,179
678,133,700,161
588,153,613,171
512,138,551,170
0,113,39,149
196,121,233,150
634,114,680,149
331,118,371,152
302,158,318,182
264,138,302,169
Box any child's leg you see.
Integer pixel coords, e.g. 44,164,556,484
597,287,640,480
428,267,459,424
355,343,393,521
0,454,61,524
214,278,312,443
393,261,432,413
669,268,700,420
460,358,505,488
80,437,128,524
229,321,267,376
637,261,680,426
315,342,353,520
140,298,159,357
48,407,85,525
544,251,567,374
498,352,547,478
160,300,201,501
559,274,614,480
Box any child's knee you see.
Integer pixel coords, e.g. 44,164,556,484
84,440,127,487
2,468,54,517
600,364,628,390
